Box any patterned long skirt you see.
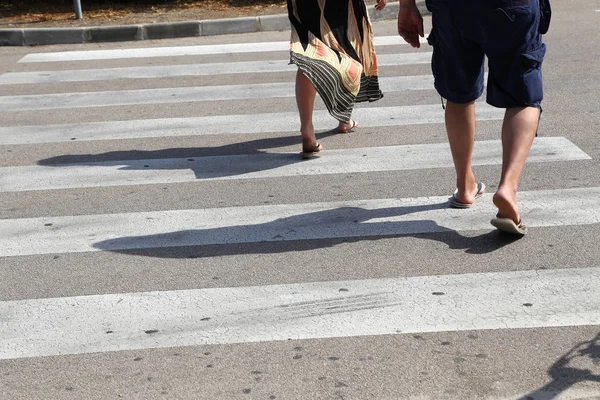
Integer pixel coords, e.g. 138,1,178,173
287,0,384,123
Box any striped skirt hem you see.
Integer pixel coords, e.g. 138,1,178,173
291,52,383,123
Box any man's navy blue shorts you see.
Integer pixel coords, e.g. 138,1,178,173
425,0,546,108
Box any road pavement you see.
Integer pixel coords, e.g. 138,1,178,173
1,1,599,399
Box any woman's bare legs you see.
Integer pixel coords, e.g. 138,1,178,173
295,70,319,150
296,69,358,139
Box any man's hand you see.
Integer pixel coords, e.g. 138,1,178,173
375,0,387,11
397,4,424,48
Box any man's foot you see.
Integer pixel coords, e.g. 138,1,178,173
337,120,358,133
450,182,486,208
492,187,520,224
490,217,527,235
491,186,527,235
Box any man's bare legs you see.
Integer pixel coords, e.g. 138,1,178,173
295,70,319,150
445,100,484,205
447,102,538,221
493,106,539,224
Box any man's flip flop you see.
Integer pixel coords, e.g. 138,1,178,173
449,182,485,209
300,142,323,159
337,120,358,134
490,217,528,236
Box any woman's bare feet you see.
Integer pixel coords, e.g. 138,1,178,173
300,127,322,158
337,119,358,133
300,142,322,159
301,131,318,150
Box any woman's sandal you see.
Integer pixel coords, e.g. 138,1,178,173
300,142,323,159
337,119,358,134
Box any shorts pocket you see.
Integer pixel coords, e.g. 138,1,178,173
521,43,546,69
519,43,545,105
495,5,533,23
482,5,536,50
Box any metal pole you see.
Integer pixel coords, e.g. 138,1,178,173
73,0,83,19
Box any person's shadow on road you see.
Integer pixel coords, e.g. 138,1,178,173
36,131,341,180
37,129,523,257
93,201,521,258
517,332,600,400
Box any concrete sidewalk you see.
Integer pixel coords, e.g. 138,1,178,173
0,2,428,47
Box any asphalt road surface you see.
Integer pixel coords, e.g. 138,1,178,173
1,1,599,399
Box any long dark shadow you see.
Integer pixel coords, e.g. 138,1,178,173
36,130,339,163
94,202,521,258
518,332,600,400
36,130,342,180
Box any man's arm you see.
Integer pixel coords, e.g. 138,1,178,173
398,0,424,48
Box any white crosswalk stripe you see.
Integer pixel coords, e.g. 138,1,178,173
0,138,589,192
0,53,432,85
2,267,599,360
0,104,502,145
1,75,441,112
0,29,598,394
1,187,599,258
17,36,429,63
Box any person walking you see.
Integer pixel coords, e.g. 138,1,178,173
287,0,387,159
397,0,549,235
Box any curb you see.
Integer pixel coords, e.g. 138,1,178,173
0,2,428,47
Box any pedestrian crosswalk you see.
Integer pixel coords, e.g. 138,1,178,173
3,267,599,360
1,75,445,112
16,36,429,63
1,26,599,398
0,105,503,144
0,53,433,84
1,187,599,258
0,138,588,192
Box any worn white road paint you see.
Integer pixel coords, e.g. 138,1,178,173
0,138,589,192
0,75,436,112
0,186,599,257
1,53,432,85
1,267,599,360
0,104,502,145
17,36,428,63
